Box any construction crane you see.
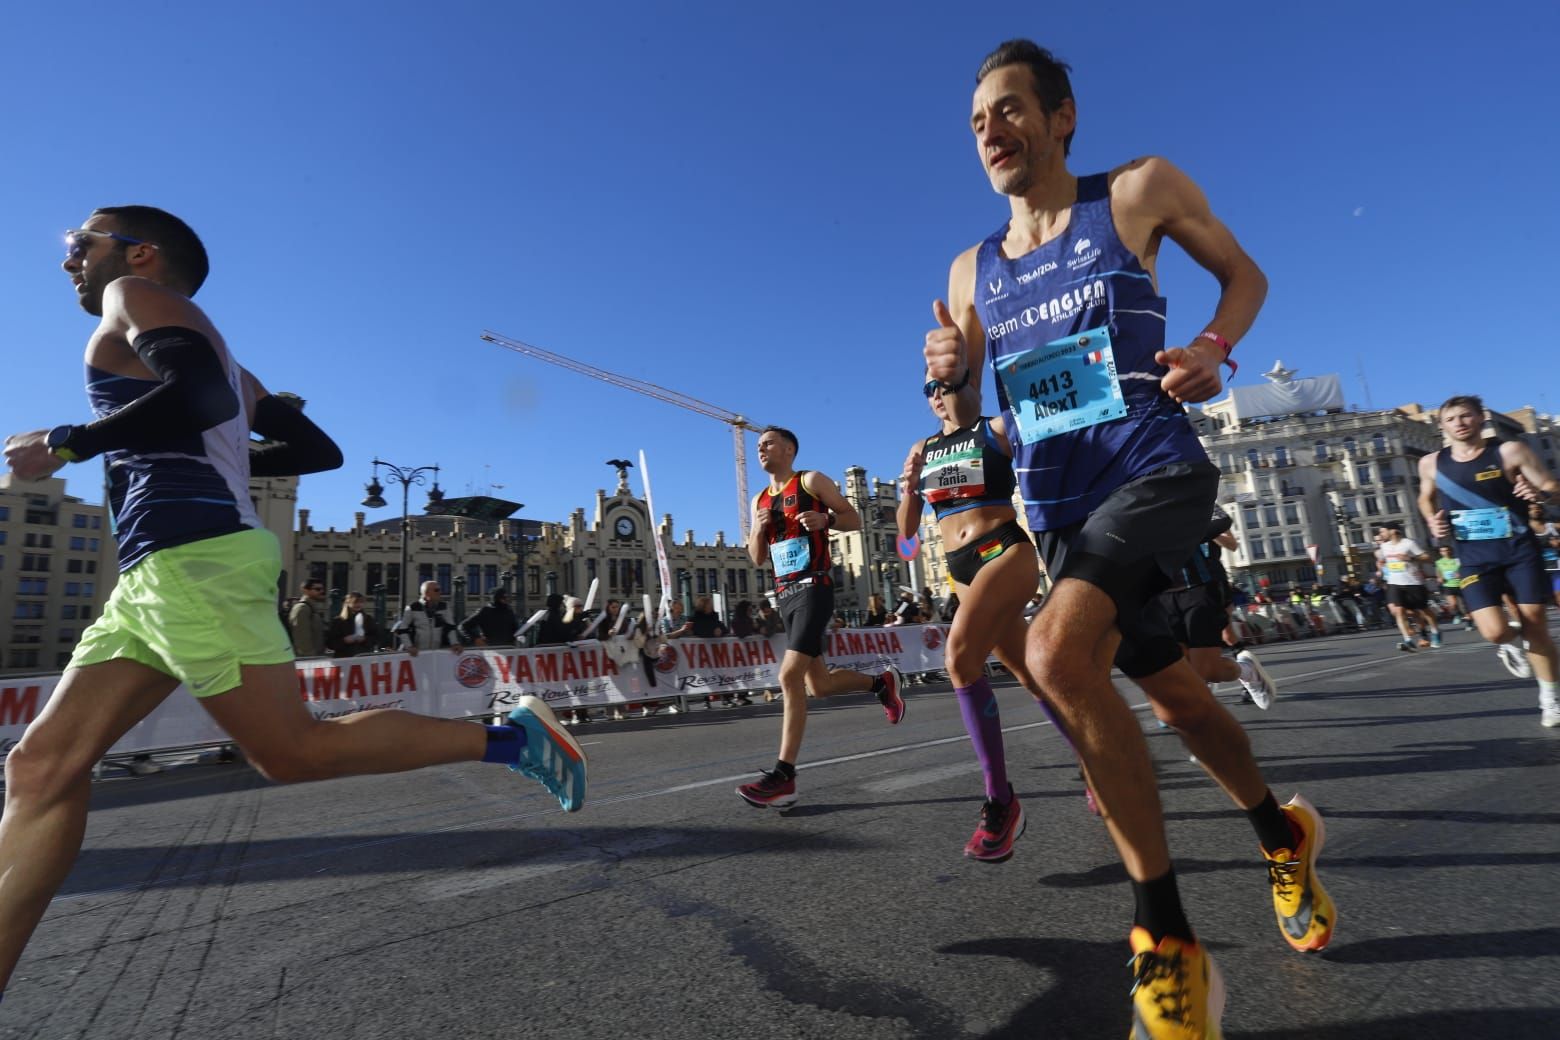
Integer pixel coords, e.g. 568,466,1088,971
481,329,765,539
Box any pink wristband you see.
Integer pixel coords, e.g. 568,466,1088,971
1197,331,1238,376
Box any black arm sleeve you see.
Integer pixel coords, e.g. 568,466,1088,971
248,395,345,477
1205,505,1235,541
64,326,239,462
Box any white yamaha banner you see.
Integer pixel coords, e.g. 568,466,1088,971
0,625,954,760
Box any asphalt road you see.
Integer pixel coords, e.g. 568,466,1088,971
5,623,1559,1039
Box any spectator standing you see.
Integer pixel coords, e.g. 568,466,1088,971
327,592,380,658
864,593,889,626
536,593,571,645
287,579,328,658
461,588,520,646
393,581,465,656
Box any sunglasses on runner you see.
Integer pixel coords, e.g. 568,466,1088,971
923,379,948,398
65,228,155,261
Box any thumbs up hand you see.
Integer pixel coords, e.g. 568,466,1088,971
925,299,968,389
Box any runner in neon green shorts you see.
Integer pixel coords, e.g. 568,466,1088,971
0,206,587,1000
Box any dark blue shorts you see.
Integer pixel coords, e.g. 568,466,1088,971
1458,540,1548,611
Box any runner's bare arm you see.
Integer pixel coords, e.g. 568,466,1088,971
801,472,861,533
747,491,772,567
1417,453,1449,538
1502,440,1560,500
1113,157,1267,403
896,439,927,539
926,247,984,427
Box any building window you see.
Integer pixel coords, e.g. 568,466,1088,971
1283,503,1300,525
609,558,619,591
13,602,45,620
73,514,88,528
1263,506,1279,527
70,536,85,551
1364,497,1381,517
65,581,80,596
0,506,8,520
309,561,328,585
1356,464,1371,485
1342,437,1356,456
1246,448,1261,468
0,531,6,545
86,560,96,574
331,562,350,594
82,581,94,597
21,554,50,572
1242,505,1260,529
80,607,92,620
59,629,75,641
1269,537,1285,558
1290,535,1307,556
1274,446,1290,467
9,650,40,669
1250,540,1267,560
484,565,498,593
1379,459,1396,478
91,515,102,529
436,564,452,592
634,560,645,593
386,563,401,598
708,568,719,594
1385,493,1402,513
527,566,540,596
67,558,82,573
695,569,706,594
62,605,78,620
1372,433,1387,453
1314,441,1328,462
89,538,99,550
739,570,749,594
416,563,433,587
467,564,482,595
366,562,383,591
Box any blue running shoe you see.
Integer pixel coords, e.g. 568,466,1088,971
1429,631,1442,649
507,696,587,812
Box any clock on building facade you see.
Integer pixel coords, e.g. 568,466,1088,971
615,516,635,539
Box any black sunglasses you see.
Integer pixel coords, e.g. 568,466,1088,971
923,378,947,398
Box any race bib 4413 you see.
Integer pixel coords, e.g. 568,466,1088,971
996,325,1127,445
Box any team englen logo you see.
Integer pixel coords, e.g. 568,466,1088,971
985,280,1107,341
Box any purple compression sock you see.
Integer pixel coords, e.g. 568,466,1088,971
956,677,1009,802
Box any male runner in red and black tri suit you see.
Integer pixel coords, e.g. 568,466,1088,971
735,426,904,811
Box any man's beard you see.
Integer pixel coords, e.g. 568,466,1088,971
78,251,131,316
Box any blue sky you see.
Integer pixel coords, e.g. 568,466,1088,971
4,1,1555,543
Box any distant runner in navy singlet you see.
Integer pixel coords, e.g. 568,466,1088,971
920,40,1334,1037
1418,394,1560,727
735,426,904,811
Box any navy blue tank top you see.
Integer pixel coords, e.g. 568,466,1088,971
973,172,1207,531
918,418,1017,521
1434,441,1534,565
87,362,261,572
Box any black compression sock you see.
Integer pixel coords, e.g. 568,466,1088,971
1131,869,1194,944
870,674,886,694
1248,790,1300,855
774,759,796,780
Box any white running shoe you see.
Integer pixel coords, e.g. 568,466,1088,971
1237,650,1276,710
1542,701,1560,729
1497,642,1533,679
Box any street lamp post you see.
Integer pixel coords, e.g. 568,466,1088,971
361,459,443,614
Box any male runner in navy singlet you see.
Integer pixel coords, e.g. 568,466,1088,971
1418,395,1560,726
0,207,586,998
922,41,1333,1038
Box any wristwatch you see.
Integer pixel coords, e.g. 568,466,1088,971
46,425,81,463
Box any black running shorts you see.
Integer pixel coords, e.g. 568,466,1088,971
1384,584,1429,611
1034,461,1220,679
946,520,1031,587
778,580,833,658
1159,585,1229,649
